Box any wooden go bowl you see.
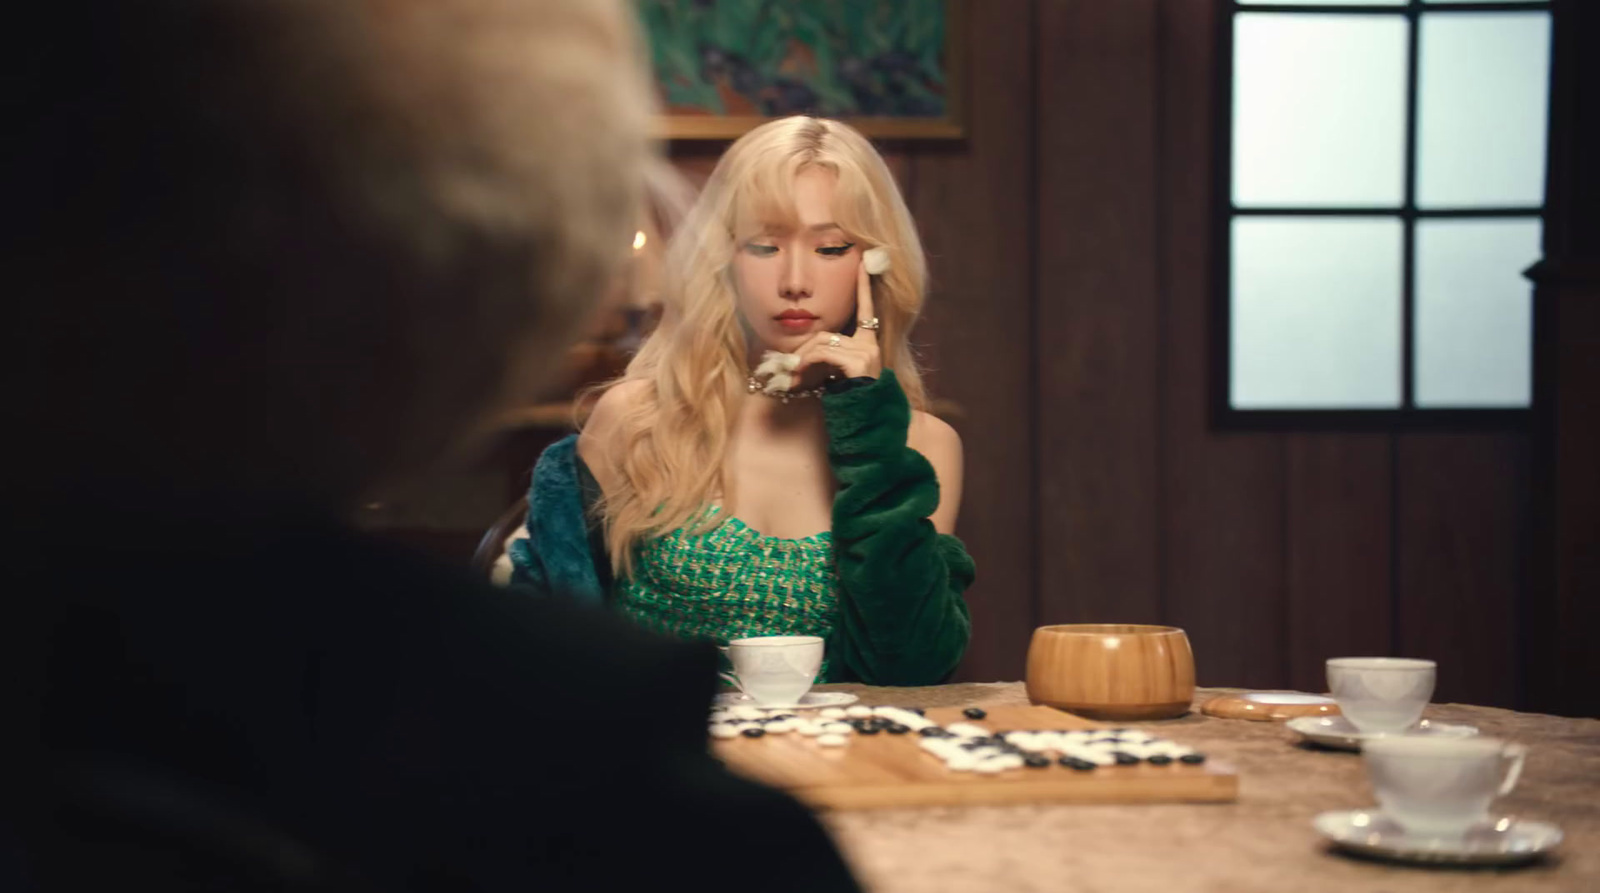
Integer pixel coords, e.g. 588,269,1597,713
1026,624,1196,721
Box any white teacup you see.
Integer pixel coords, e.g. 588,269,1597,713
719,636,823,706
1326,657,1436,734
1363,736,1527,838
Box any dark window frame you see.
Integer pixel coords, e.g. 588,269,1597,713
1212,0,1554,432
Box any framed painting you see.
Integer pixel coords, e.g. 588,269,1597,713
638,0,965,140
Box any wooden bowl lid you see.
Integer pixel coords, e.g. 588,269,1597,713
1201,691,1341,722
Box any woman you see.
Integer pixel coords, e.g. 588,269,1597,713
511,116,972,685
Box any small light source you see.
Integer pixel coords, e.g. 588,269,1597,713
1352,814,1371,828
633,230,647,251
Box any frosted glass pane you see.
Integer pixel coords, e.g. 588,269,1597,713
1417,13,1550,208
1232,218,1403,409
1234,15,1408,207
1414,219,1540,408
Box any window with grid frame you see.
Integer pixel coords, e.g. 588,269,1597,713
1219,0,1552,426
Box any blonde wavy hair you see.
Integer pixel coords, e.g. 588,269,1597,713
594,116,929,575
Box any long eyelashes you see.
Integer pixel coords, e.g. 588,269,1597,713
742,241,855,258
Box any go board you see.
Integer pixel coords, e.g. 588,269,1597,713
707,704,1241,816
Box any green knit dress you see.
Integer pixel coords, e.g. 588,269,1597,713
614,509,840,680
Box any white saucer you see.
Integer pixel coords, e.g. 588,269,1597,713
713,691,860,710
1287,715,1478,751
1315,810,1562,866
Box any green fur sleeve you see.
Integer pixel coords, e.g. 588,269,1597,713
820,370,974,685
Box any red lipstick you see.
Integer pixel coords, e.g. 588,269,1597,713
774,309,818,332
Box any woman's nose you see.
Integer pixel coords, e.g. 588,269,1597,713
778,249,811,299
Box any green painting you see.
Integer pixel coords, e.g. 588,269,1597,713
638,0,963,139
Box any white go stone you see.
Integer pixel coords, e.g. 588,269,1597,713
817,734,849,747
765,720,796,734
876,709,934,731
945,723,990,738
974,761,1008,775
796,722,827,737
946,754,980,772
822,722,854,735
845,705,874,718
873,707,928,728
709,725,740,740
1036,732,1072,752
731,706,765,721
1005,733,1045,753
819,707,848,720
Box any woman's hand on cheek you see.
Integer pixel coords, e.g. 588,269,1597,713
793,262,881,381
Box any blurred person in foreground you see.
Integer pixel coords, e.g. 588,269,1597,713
2,1,860,890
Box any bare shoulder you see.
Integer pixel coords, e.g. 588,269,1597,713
584,379,650,435
908,410,963,461
908,410,964,533
578,379,651,474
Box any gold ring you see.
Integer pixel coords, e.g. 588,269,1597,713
828,334,842,348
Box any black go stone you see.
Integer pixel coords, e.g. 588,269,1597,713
886,724,911,735
1147,754,1174,766
1059,756,1097,771
918,727,948,737
908,707,926,715
741,727,766,738
1111,752,1140,766
1179,753,1207,765
855,724,882,735
1024,755,1052,769
962,707,988,720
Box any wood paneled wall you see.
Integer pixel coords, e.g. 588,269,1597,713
669,0,1565,710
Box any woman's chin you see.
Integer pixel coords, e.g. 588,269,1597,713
758,331,809,353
